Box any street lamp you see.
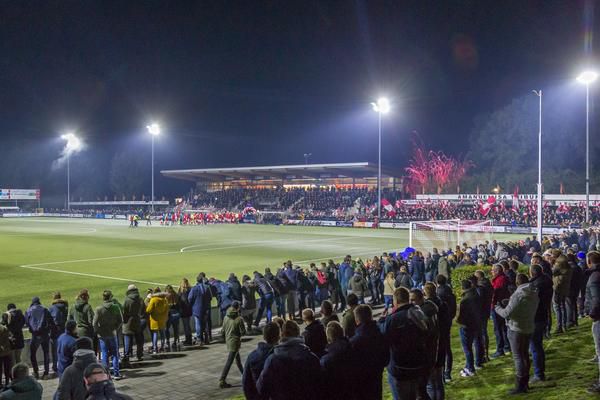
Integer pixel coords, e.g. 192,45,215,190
60,133,81,211
577,70,598,224
371,97,390,220
146,123,160,213
532,90,543,241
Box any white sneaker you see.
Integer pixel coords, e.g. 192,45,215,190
460,368,475,377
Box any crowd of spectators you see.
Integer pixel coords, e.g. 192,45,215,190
2,229,600,399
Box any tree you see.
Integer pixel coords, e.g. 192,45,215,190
109,151,146,198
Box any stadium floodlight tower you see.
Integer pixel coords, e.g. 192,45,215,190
532,90,543,242
371,97,390,221
147,123,161,213
60,133,81,211
577,70,598,225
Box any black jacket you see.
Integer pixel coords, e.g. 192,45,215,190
6,308,25,350
228,277,243,302
477,277,493,320
530,273,554,323
320,338,357,400
586,264,600,321
570,264,585,298
427,296,449,368
436,284,457,320
349,321,389,400
302,320,327,357
257,337,322,400
457,288,482,331
54,349,97,400
419,300,440,370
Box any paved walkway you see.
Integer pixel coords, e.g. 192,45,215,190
38,305,383,400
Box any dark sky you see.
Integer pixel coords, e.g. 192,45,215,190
0,1,596,196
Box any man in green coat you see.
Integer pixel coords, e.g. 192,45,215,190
0,363,43,400
68,289,95,340
93,290,123,380
219,301,246,389
122,284,145,365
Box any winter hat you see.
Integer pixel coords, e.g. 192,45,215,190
31,297,40,305
127,284,137,291
84,363,110,379
578,251,586,260
76,336,93,351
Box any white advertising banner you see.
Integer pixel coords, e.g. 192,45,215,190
0,189,40,200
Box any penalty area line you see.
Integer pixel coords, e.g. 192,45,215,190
18,265,168,286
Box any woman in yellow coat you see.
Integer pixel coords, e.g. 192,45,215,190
146,287,169,354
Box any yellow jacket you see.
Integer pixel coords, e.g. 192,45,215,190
146,294,169,330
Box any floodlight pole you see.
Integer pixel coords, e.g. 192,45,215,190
378,110,382,220
586,83,590,224
533,90,543,241
67,153,71,212
151,133,155,213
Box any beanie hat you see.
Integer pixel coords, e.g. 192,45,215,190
127,284,137,291
84,363,109,379
76,336,93,351
31,297,40,305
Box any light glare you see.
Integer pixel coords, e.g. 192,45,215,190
147,123,161,136
577,70,599,85
371,97,391,114
61,133,82,152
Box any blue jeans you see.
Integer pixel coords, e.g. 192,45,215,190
384,295,393,312
274,295,286,318
529,321,546,379
99,336,120,377
387,371,418,400
182,317,192,343
459,327,477,372
426,365,445,400
491,310,509,353
151,330,165,352
255,293,274,326
194,309,210,342
123,331,144,360
166,311,181,345
553,293,567,330
29,334,50,375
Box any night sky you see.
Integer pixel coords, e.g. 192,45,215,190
0,1,597,197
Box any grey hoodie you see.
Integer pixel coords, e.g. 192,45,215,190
494,282,539,335
54,349,97,400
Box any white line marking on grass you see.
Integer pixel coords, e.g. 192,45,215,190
19,251,180,268
18,265,167,286
179,235,361,253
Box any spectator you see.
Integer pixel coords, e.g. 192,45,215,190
567,253,584,328
178,279,194,346
93,290,123,380
0,363,42,400
409,252,425,288
473,270,493,365
319,300,339,327
54,337,96,400
83,363,132,400
122,284,144,366
25,296,53,380
145,287,169,354
301,309,327,357
49,292,69,377
0,315,11,389
552,254,572,334
253,271,275,327
320,321,356,399
56,320,78,378
395,265,413,290
257,320,322,400
282,261,299,320
379,287,429,400
586,251,600,394
348,271,368,304
383,272,396,316
528,263,553,383
68,289,95,341
5,304,25,366
436,274,457,383
188,273,213,345
242,322,280,400
241,275,258,331
219,301,246,389
342,294,359,338
494,274,539,395
490,264,511,357
424,282,449,400
350,304,389,400
165,285,182,351
228,273,243,303
457,280,482,378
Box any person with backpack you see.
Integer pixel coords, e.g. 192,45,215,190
5,304,25,366
49,292,69,376
25,297,54,380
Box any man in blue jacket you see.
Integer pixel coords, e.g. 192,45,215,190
379,287,429,400
242,322,280,400
283,261,299,320
25,296,54,379
56,320,78,377
339,256,353,298
188,273,213,345
257,320,321,400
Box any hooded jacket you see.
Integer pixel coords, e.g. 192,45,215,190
49,299,69,338
302,319,327,357
145,294,169,331
68,299,95,339
585,264,600,321
494,283,540,335
242,341,275,400
530,273,554,323
54,349,97,400
222,307,246,352
491,272,510,308
349,319,389,399
6,308,25,350
552,256,573,297
56,331,78,375
348,273,367,298
187,281,213,317
320,338,356,399
122,288,144,335
256,337,322,400
0,376,43,400
25,300,53,336
457,288,482,332
0,325,11,357
84,380,133,400
93,301,123,338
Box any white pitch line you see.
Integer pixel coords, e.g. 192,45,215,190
18,265,167,286
179,235,361,253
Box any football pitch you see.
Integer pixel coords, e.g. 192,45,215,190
1,218,522,309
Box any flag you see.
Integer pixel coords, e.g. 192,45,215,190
479,196,496,217
512,186,519,210
395,200,402,209
560,182,565,195
381,199,396,217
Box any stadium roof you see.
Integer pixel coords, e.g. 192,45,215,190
161,162,403,183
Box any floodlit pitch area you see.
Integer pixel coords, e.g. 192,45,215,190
2,218,522,307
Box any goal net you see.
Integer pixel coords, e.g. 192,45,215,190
409,219,494,252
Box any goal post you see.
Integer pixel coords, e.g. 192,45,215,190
409,219,494,252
